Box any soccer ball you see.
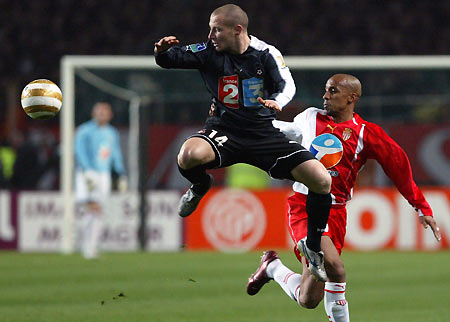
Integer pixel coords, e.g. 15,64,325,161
21,79,62,119
310,133,343,168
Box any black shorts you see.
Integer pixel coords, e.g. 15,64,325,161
189,122,315,180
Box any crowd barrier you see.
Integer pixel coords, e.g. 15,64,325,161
0,188,448,252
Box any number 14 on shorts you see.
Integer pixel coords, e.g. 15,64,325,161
209,130,228,146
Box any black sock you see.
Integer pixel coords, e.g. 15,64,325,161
306,191,332,252
178,165,211,195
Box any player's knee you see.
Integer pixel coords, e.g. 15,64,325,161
177,146,201,169
298,296,321,309
310,171,331,194
319,173,332,194
292,160,331,194
177,149,191,169
177,143,214,169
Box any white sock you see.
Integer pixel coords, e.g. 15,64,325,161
324,282,350,322
81,213,93,256
81,213,102,259
267,259,302,301
90,215,102,256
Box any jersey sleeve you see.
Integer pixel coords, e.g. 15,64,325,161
154,42,210,69
111,128,126,175
264,46,296,109
74,125,92,171
272,120,303,143
365,123,433,217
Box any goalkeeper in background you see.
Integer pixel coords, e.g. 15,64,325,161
74,102,127,259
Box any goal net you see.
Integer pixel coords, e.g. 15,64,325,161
60,55,450,253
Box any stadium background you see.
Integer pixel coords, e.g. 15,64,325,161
0,0,449,189
1,0,448,250
0,1,449,321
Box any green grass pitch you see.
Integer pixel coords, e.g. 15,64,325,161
0,250,448,322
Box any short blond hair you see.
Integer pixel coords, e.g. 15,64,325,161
211,4,248,30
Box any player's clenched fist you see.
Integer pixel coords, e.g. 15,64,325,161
154,36,180,54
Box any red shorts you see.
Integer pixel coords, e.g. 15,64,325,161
287,192,347,262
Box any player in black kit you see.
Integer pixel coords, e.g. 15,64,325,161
155,4,331,281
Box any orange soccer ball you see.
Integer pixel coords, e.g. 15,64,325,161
21,79,62,119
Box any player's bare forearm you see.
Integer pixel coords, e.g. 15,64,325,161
420,215,441,242
257,97,281,112
154,36,180,54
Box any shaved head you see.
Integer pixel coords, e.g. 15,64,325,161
211,4,248,30
329,74,362,98
323,74,363,122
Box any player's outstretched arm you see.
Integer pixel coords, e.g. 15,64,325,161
154,36,180,54
420,215,441,242
257,97,281,112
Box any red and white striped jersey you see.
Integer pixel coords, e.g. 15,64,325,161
274,107,433,216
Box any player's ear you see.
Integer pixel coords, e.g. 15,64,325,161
348,93,358,104
235,24,243,35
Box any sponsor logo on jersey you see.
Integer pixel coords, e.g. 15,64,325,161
310,133,343,169
327,124,337,133
328,170,339,177
343,128,352,141
187,42,207,53
99,145,111,160
242,77,264,107
276,56,286,68
218,75,239,108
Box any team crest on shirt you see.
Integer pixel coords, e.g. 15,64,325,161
187,43,207,53
342,128,352,141
254,63,264,76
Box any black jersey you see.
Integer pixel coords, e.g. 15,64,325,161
155,36,296,130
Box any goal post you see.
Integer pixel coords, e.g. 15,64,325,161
60,55,450,253
60,56,158,253
286,55,450,69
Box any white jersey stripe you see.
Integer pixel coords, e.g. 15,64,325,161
353,124,366,161
287,203,298,245
249,35,296,109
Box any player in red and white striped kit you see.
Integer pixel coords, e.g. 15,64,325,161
247,74,441,322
